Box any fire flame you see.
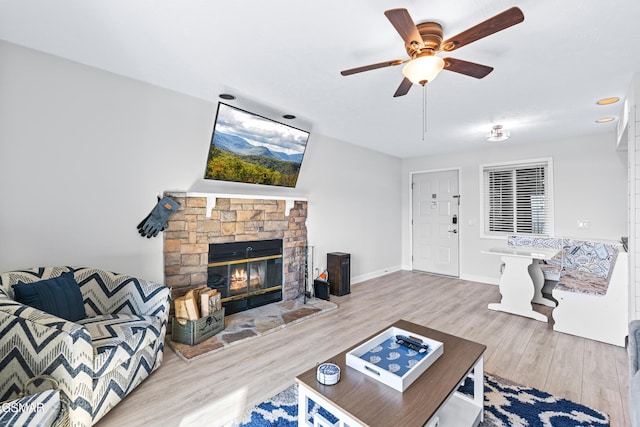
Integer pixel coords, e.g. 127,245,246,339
230,268,247,291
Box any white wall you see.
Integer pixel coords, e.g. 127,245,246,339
0,41,402,284
401,133,628,284
628,72,640,320
299,134,403,282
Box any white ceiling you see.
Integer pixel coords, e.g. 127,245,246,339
1,0,639,158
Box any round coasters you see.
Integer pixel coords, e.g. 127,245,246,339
316,363,340,385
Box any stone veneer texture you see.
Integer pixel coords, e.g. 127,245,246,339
163,193,308,305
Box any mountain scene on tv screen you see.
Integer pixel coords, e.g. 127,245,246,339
204,104,309,187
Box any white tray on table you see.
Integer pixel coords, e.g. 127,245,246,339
345,326,443,392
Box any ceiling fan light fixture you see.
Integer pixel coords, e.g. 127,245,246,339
486,125,511,142
402,55,445,86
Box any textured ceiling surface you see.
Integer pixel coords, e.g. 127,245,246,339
1,0,639,158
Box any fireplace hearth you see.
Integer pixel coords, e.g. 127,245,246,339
208,239,283,314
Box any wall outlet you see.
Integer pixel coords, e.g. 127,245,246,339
577,220,590,229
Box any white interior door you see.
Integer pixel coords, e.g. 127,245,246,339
412,170,460,276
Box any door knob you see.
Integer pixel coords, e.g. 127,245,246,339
448,229,458,234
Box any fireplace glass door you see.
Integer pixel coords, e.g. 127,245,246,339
207,239,283,314
209,256,282,299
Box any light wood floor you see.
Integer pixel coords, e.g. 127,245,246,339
97,271,631,426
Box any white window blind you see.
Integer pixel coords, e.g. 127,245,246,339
483,160,552,236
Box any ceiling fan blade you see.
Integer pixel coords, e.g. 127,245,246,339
384,8,423,48
393,78,413,97
443,58,493,78
341,59,405,76
441,7,524,52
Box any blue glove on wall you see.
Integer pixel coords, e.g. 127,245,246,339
137,196,180,238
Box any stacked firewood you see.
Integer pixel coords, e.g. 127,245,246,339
174,286,222,324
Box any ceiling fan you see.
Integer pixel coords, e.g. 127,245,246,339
340,7,524,97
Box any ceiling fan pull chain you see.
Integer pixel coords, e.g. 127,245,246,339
422,84,428,141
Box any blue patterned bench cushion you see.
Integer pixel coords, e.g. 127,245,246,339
550,241,618,295
507,235,563,249
555,269,609,295
507,236,620,295
509,237,618,278
77,313,162,378
558,241,617,279
539,263,561,281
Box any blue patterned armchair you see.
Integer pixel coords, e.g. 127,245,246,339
0,267,171,427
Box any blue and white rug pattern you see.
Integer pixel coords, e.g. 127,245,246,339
235,373,609,427
236,385,298,426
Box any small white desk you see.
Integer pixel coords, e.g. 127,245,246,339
482,247,559,322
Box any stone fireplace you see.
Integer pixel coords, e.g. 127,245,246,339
163,192,308,315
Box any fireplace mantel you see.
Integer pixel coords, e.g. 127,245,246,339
168,192,307,218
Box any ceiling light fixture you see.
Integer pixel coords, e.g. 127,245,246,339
595,117,615,123
486,125,511,142
596,97,620,105
219,93,235,100
402,54,445,86
282,114,296,120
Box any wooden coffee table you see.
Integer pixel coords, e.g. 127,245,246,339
296,320,486,427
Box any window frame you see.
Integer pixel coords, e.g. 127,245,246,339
479,157,554,239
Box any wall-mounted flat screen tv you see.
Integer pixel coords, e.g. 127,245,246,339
204,102,310,188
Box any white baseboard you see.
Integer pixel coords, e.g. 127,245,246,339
402,266,499,286
459,273,499,286
352,267,498,286
352,265,403,284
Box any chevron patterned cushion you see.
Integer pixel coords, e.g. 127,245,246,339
78,314,162,378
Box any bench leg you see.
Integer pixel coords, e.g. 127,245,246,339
488,255,548,322
529,260,557,307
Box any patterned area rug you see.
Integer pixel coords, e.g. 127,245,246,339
234,373,609,427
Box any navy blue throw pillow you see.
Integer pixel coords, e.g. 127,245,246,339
12,271,87,322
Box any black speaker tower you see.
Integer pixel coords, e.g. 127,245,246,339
327,252,350,296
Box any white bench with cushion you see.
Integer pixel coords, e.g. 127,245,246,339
507,236,628,346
